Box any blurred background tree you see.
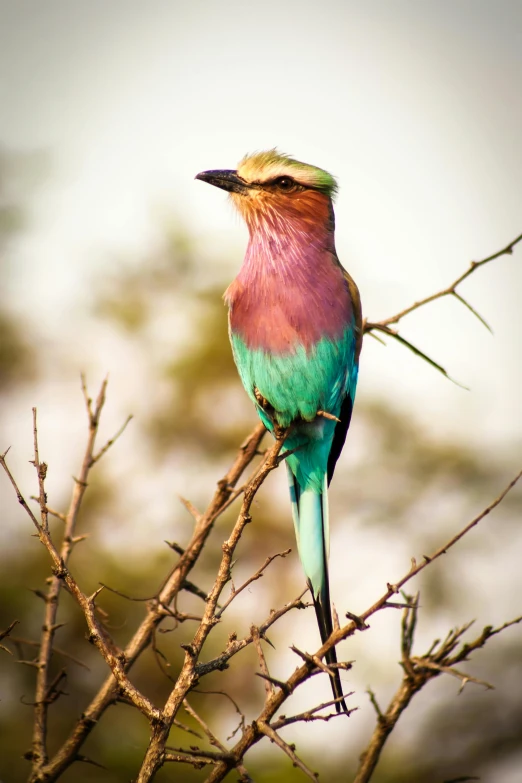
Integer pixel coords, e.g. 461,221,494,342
0,149,42,391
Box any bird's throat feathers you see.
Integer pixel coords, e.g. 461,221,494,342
233,186,334,243
225,191,353,353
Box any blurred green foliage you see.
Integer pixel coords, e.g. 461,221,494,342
0,189,521,782
0,149,40,388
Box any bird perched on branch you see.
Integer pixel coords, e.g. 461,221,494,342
196,150,362,711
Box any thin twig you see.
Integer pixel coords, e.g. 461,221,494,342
271,695,355,729
183,700,227,752
194,690,247,742
0,620,19,655
411,659,493,692
216,549,291,618
31,408,48,533
90,414,133,466
365,231,522,329
195,591,309,678
257,721,319,781
29,503,67,523
366,688,384,721
8,637,90,671
178,494,202,522
252,626,274,700
363,231,522,381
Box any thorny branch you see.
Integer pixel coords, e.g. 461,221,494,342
0,620,19,655
30,385,113,773
198,467,521,782
353,598,522,783
1,391,277,781
0,232,520,782
1,380,144,779
364,231,522,384
134,430,289,781
367,232,522,330
216,548,292,618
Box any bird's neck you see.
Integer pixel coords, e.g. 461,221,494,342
234,201,336,290
225,199,352,353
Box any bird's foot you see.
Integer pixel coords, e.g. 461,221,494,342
253,387,290,441
317,409,341,423
254,387,273,412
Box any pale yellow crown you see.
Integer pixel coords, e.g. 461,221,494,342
237,149,338,196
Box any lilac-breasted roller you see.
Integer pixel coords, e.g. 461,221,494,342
196,150,362,711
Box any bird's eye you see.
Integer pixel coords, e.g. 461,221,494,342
274,176,295,190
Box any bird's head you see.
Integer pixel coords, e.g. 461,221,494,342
196,149,338,236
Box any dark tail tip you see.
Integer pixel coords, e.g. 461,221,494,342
312,588,350,714
326,645,350,714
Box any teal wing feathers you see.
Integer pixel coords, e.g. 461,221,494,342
229,328,357,490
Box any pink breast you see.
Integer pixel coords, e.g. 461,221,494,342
227,264,352,353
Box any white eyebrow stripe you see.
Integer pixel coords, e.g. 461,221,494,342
236,149,338,195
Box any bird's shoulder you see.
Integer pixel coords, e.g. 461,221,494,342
338,262,362,361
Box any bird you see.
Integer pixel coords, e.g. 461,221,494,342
196,149,362,712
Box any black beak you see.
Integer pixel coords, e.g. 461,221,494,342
195,169,250,195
